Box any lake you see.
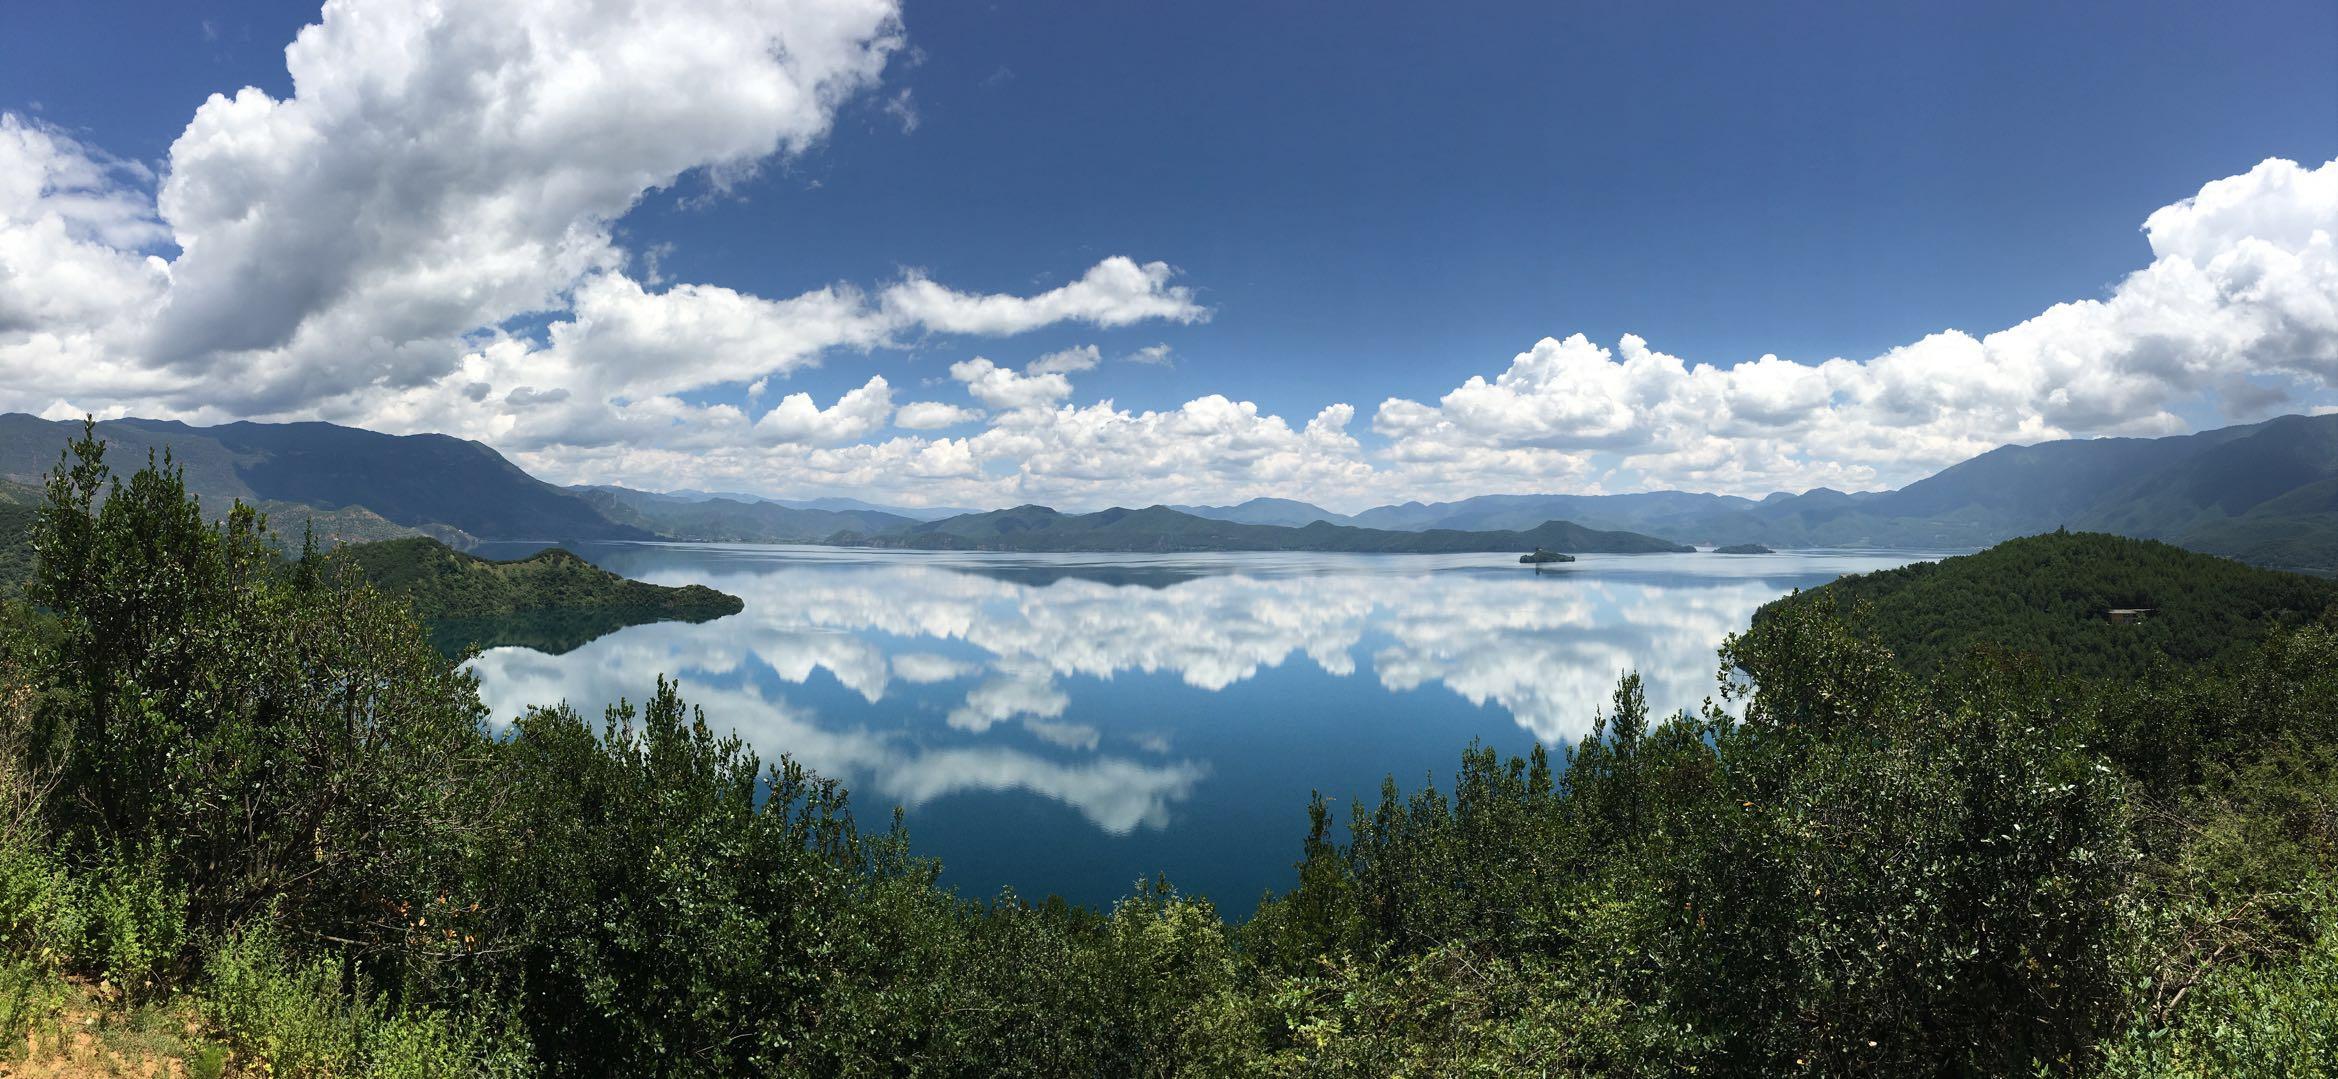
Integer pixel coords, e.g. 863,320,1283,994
462,543,1938,911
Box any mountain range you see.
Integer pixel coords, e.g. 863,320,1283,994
10,411,2338,568
828,505,1694,554
1177,413,2338,570
0,414,642,545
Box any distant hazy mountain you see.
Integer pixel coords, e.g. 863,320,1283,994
1678,414,2337,558
662,490,977,521
0,414,643,543
772,496,976,521
1346,491,1762,536
1325,414,2338,570
578,486,918,543
1169,497,1350,527
829,504,1693,554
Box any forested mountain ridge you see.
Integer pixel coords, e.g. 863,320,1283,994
828,504,1695,554
0,414,642,543
1760,530,2338,681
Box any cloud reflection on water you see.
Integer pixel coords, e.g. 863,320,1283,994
467,550,1926,839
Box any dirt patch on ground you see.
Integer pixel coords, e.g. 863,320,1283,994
2,981,228,1079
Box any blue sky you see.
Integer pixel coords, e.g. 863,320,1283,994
1,1,2334,507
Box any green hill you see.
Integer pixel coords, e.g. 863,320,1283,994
1760,530,2338,681
337,537,741,654
828,504,1693,554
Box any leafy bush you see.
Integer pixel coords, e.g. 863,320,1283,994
63,847,187,999
204,924,529,1079
2098,898,2338,1078
202,925,362,1076
0,834,67,965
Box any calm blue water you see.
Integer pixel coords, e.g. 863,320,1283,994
462,544,1937,911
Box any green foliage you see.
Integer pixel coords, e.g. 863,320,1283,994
333,536,742,654
335,536,741,623
0,501,35,599
481,685,890,1075
2097,898,2338,1078
24,424,499,973
1761,530,2338,681
61,847,187,999
204,924,529,1078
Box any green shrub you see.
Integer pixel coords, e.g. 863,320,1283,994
203,926,361,1077
2098,900,2338,1077
64,847,187,998
203,925,530,1078
0,834,68,965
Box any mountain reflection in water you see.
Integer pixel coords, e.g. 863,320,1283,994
463,544,1935,909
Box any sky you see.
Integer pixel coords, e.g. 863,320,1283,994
1,0,2334,511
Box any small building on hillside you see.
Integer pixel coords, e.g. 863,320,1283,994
2105,608,2155,625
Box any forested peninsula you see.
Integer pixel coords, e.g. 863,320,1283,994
336,537,742,655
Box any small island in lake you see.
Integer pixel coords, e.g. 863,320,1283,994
1519,547,1574,564
1713,543,1775,554
338,537,743,654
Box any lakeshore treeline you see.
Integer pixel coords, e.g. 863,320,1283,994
0,430,2330,1076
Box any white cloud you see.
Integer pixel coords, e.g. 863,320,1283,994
882,256,1208,336
882,87,920,133
949,356,1072,412
754,375,895,445
0,116,171,395
146,0,907,406
0,0,1211,462
894,401,984,429
1027,344,1100,375
1124,343,1174,366
891,652,977,682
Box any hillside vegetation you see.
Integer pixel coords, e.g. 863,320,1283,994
335,536,740,651
0,429,2331,1075
1763,531,2338,681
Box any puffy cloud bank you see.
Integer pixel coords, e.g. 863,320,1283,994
0,0,2332,508
1373,158,2338,497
